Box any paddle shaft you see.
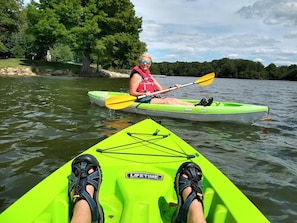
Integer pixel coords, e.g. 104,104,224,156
137,82,196,100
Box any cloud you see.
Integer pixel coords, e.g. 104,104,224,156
284,30,297,39
237,0,297,26
212,34,279,48
131,0,297,66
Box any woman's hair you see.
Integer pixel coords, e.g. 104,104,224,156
139,52,152,62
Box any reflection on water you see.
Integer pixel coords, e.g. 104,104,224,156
101,118,135,136
0,76,296,222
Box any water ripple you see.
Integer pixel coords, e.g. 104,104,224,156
0,76,296,222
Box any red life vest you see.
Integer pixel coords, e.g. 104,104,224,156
130,66,157,93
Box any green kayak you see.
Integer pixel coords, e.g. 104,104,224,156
88,91,270,124
0,119,269,223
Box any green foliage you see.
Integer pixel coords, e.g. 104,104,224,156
25,0,146,75
26,2,68,59
0,0,23,54
50,43,73,62
96,33,146,69
212,58,237,78
11,44,25,57
0,0,23,33
284,65,297,80
151,58,295,80
0,42,6,52
265,63,282,80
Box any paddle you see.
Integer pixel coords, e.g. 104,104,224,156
105,72,215,110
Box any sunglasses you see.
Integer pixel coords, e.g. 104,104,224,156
140,59,151,65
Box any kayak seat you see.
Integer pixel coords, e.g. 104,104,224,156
113,165,175,222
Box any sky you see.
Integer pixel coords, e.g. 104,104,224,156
130,0,297,66
23,0,297,66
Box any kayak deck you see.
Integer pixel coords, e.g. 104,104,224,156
0,119,269,223
88,91,269,124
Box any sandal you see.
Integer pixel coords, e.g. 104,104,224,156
195,98,207,106
206,97,213,106
172,162,203,223
68,154,104,223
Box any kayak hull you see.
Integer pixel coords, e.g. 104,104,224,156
88,91,269,124
0,119,269,223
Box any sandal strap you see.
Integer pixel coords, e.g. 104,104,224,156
177,190,203,223
68,171,99,194
68,165,100,195
178,175,191,194
80,190,100,222
68,154,103,223
176,162,203,196
173,162,203,223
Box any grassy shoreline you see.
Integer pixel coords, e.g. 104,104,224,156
0,58,82,75
0,58,130,78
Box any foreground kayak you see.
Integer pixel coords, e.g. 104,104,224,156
88,91,269,124
0,119,269,223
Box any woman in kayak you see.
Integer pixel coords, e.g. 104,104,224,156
69,154,206,223
129,52,213,106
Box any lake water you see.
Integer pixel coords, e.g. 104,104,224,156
0,75,296,222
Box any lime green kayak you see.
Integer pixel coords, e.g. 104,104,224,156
88,91,270,124
0,119,269,223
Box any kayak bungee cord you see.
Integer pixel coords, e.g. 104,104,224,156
96,131,196,159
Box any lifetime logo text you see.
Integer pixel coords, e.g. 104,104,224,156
126,172,163,180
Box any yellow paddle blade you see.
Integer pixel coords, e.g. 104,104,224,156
195,72,215,86
105,95,137,110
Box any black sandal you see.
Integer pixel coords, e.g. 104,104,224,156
205,97,213,106
68,154,104,223
195,98,207,106
172,162,203,223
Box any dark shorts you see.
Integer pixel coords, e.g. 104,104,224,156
135,95,161,104
135,97,152,103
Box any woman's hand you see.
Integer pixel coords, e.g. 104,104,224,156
169,84,180,89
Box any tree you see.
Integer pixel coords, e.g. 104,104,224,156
50,43,73,62
284,65,297,80
265,63,280,80
26,1,68,60
26,0,146,76
213,58,237,78
0,0,23,56
95,32,146,70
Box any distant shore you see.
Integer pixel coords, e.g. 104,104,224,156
0,67,37,76
0,67,129,78
0,59,131,78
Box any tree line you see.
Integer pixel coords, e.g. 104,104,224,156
151,59,297,80
1,0,296,80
